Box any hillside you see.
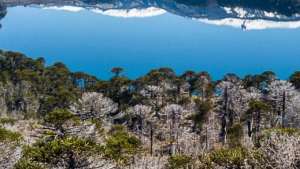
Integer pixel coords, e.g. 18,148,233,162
0,50,300,168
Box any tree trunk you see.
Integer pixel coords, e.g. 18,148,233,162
150,123,153,156
67,151,76,169
282,91,286,128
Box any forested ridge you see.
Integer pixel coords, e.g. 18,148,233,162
0,50,300,169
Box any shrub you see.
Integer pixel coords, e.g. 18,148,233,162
104,125,142,166
193,100,212,130
263,128,300,137
227,123,244,148
14,159,44,169
209,147,249,167
44,109,79,130
20,137,99,168
0,117,17,125
0,127,22,143
167,155,192,169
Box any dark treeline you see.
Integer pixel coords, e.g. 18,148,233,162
174,0,300,16
77,0,300,16
218,0,300,16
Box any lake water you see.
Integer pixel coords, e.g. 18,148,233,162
1,1,300,80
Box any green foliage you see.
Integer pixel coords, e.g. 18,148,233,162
138,68,176,87
0,51,83,115
90,119,104,133
167,155,192,169
111,67,124,77
104,125,142,166
198,147,266,169
14,159,44,169
0,50,298,122
20,137,99,168
190,72,214,98
243,71,276,89
227,123,244,148
246,100,271,146
263,128,300,137
71,71,98,91
247,100,270,114
0,117,17,125
15,69,41,83
209,147,249,167
0,127,22,143
290,71,300,89
44,109,78,129
0,70,10,83
205,147,266,169
193,99,212,131
245,100,270,122
107,76,132,107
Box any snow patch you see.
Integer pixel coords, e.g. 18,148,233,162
91,7,166,18
43,6,84,12
233,7,248,17
197,18,300,30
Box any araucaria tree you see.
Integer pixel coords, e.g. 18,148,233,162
0,51,300,169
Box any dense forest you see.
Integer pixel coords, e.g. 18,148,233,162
171,0,300,16
0,50,300,169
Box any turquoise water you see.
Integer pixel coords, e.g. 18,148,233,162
1,6,300,80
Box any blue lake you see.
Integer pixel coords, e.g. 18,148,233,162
1,5,300,80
